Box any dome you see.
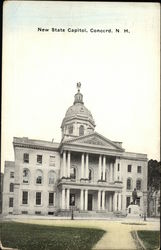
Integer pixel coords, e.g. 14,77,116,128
65,103,95,124
61,83,95,128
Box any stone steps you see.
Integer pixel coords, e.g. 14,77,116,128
56,210,117,218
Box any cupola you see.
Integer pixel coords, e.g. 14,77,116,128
61,83,95,141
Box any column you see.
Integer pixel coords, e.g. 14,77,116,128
118,193,122,211
114,158,117,182
97,190,101,210
67,151,71,178
109,164,111,182
113,192,118,211
80,189,84,210
109,194,112,212
103,156,106,181
63,151,66,177
119,160,121,181
81,153,85,179
98,155,102,180
85,154,89,179
62,188,65,209
66,189,70,210
84,190,88,211
109,163,113,182
102,191,105,210
112,163,114,181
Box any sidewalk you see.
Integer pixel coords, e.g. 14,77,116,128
92,221,159,250
1,214,160,223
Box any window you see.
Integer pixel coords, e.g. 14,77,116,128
126,197,131,208
9,197,13,207
49,156,55,166
10,172,14,178
49,192,54,206
36,192,41,205
22,191,28,204
23,153,29,163
48,171,55,184
101,171,103,180
70,167,76,180
118,164,120,171
127,165,132,172
35,211,41,215
10,183,14,192
105,172,107,181
136,197,140,206
137,166,142,173
136,179,142,190
89,169,92,181
70,194,75,206
127,178,132,190
36,170,43,184
23,169,30,184
79,125,84,136
37,155,42,164
48,212,54,215
21,211,28,214
68,125,73,134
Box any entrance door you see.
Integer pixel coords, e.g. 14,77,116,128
88,194,92,211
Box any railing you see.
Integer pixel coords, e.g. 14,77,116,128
58,177,123,186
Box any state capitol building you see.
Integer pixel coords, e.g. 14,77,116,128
3,84,148,217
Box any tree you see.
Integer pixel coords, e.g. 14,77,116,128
148,159,160,191
147,159,161,217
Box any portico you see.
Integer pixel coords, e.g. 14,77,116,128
60,184,122,212
59,133,124,214
61,146,123,184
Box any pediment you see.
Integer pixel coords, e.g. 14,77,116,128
64,132,124,151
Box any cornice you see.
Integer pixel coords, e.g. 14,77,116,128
61,115,95,128
63,131,124,151
60,144,123,157
13,142,59,152
121,156,147,162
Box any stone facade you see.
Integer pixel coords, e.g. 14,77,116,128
2,84,148,216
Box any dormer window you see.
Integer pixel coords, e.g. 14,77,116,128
68,125,73,134
79,125,84,136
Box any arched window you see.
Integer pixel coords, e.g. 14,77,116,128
70,167,76,180
23,169,30,184
68,125,73,134
79,125,84,136
127,178,132,190
136,179,142,191
36,170,43,184
48,171,56,184
10,183,14,192
89,169,92,181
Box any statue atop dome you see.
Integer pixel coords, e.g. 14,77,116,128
74,82,83,105
77,82,81,92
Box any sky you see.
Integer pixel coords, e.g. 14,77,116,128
1,1,160,172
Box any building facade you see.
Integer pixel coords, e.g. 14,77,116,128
3,84,148,216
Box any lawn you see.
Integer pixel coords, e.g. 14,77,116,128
137,230,160,250
0,221,105,250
